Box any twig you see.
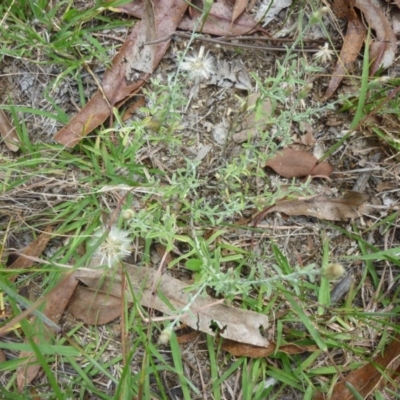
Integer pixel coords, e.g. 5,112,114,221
146,32,324,53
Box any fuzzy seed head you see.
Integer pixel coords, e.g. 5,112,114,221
91,226,131,269
158,325,173,345
313,43,334,65
180,46,215,81
322,263,345,280
122,209,135,220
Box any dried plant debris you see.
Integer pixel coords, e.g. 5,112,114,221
265,148,333,179
254,192,368,224
75,264,270,347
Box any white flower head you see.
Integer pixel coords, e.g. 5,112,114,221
313,42,334,65
180,46,215,81
90,225,131,269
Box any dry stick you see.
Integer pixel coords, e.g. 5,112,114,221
146,32,323,52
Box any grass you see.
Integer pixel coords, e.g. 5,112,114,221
1,0,400,399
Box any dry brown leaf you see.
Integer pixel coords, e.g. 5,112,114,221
265,148,333,179
232,92,272,143
331,0,357,20
323,17,366,100
254,191,368,224
17,272,79,390
54,0,188,147
155,244,174,266
8,225,53,282
355,0,397,75
313,334,400,400
68,286,121,325
75,264,270,347
0,109,19,152
0,348,6,362
177,331,202,344
122,96,146,121
115,0,262,36
232,0,249,25
126,0,156,76
222,339,318,358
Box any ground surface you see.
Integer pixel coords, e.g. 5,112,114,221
1,0,400,399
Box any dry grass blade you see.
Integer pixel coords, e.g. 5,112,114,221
75,264,270,347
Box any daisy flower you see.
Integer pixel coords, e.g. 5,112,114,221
180,46,215,81
90,225,131,269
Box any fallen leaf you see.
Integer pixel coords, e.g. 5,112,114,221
75,264,270,347
177,331,202,344
232,92,272,143
68,285,121,325
126,0,156,76
313,334,400,400
54,0,188,147
355,0,397,75
255,0,293,27
331,0,357,20
232,0,249,25
115,0,262,36
265,148,333,178
254,191,368,224
8,225,53,282
122,95,146,121
17,272,79,390
222,339,318,358
323,17,366,100
0,109,19,152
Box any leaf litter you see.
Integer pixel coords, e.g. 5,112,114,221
74,264,270,347
2,0,400,398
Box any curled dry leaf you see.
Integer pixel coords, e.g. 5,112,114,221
232,0,249,25
331,0,357,20
355,0,397,75
75,264,270,347
8,225,53,282
265,148,333,179
313,334,400,400
115,0,262,36
17,272,79,391
0,109,19,152
68,286,122,325
323,17,366,100
254,191,368,225
222,339,318,358
54,0,188,147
